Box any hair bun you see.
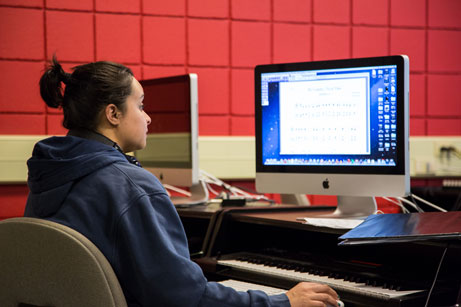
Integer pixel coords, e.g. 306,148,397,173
39,56,68,108
49,58,69,83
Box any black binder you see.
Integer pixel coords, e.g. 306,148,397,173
339,211,461,245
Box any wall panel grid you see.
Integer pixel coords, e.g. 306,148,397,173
0,0,460,136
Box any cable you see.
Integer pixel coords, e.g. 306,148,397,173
199,169,273,202
200,170,240,196
410,194,425,212
204,181,220,197
382,197,410,213
398,197,424,212
384,194,446,213
424,244,449,307
412,194,448,212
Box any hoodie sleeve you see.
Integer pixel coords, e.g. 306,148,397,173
112,192,290,307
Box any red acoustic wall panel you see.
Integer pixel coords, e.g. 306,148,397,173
352,0,389,26
428,119,461,136
96,14,141,63
313,25,351,60
231,116,254,136
47,114,67,136
0,0,42,7
428,0,461,28
142,0,185,16
428,30,461,73
95,0,140,14
0,114,46,134
390,0,426,27
273,0,311,23
46,11,95,62
410,74,426,117
313,0,350,24
0,7,43,60
0,61,44,113
46,0,93,11
188,19,229,66
199,116,230,135
0,0,460,214
127,65,142,81
390,29,426,72
143,16,186,65
427,75,461,117
142,65,187,79
231,21,271,67
188,0,228,18
273,23,311,63
410,118,426,136
352,27,389,58
231,69,254,116
231,0,271,21
1,0,458,137
190,67,230,115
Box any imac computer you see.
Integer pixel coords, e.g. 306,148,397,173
136,74,208,206
255,55,410,218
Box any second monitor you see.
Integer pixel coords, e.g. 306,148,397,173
136,74,208,206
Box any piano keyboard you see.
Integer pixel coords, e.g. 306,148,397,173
218,258,425,301
218,279,286,295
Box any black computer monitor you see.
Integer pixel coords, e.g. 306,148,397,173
255,55,410,218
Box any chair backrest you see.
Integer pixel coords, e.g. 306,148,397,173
0,217,127,307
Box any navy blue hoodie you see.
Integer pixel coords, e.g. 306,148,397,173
24,136,289,307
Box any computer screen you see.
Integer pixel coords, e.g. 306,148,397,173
136,74,207,206
255,55,410,217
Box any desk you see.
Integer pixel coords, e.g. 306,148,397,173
177,203,336,257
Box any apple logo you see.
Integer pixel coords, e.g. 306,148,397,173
322,178,329,189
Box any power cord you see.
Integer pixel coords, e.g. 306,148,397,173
398,196,424,212
199,169,274,203
411,194,447,212
383,193,447,213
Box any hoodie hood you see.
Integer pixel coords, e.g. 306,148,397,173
26,136,127,217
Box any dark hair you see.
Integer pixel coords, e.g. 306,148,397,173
39,56,134,130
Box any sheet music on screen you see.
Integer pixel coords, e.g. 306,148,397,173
261,65,398,167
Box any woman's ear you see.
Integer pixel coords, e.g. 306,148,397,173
105,104,121,126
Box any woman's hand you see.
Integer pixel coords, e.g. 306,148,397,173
285,282,341,307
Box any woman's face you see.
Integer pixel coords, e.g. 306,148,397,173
117,77,151,152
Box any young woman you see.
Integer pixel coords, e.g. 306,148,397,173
24,57,341,307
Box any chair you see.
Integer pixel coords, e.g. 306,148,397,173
0,217,127,307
